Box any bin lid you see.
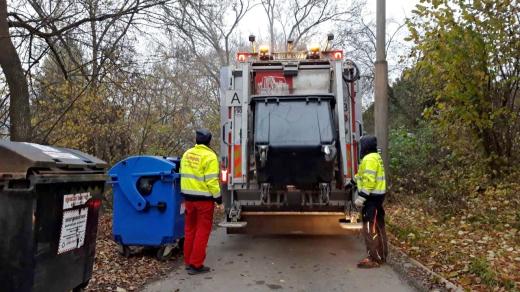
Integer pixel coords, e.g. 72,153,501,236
0,141,107,180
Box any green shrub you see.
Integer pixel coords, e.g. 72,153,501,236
388,123,481,213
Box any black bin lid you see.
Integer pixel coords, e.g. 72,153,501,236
0,141,107,180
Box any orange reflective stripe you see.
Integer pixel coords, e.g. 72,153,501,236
233,145,242,177
346,144,352,178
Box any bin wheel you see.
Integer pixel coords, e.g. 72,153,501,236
178,238,184,252
72,280,89,292
156,245,174,261
119,245,131,258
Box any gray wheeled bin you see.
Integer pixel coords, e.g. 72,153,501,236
0,141,107,292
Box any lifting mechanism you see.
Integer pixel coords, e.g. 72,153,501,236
218,34,363,234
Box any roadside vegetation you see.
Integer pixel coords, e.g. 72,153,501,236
370,1,520,291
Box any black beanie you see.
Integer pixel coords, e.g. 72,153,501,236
359,135,378,159
196,129,212,146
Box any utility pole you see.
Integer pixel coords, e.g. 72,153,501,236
374,0,389,173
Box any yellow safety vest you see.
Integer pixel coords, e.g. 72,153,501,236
355,152,386,195
180,144,221,200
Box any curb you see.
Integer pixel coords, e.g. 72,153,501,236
387,244,464,292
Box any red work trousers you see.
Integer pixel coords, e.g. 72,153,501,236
184,200,214,268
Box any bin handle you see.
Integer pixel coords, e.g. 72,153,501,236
116,175,148,211
356,120,363,137
107,175,118,184
131,171,180,183
131,171,173,177
222,121,231,145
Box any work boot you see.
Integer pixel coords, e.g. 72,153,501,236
188,265,211,275
357,257,381,269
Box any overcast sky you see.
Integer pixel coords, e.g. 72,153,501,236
239,0,420,44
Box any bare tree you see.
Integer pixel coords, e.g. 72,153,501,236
1,0,170,141
0,75,10,138
261,0,276,51
0,0,31,141
257,0,363,52
165,0,252,68
278,0,360,48
337,14,408,107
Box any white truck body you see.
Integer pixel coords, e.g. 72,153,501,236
219,49,363,234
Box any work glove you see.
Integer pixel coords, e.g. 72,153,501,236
354,196,366,208
345,178,356,188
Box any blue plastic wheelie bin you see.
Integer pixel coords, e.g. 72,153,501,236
108,156,184,260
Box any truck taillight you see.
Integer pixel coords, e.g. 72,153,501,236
221,169,228,183
331,50,343,60
237,52,249,62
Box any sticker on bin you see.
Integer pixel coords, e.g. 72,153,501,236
22,142,80,160
180,202,185,214
63,192,91,209
58,208,88,254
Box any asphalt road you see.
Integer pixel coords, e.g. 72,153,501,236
144,227,415,292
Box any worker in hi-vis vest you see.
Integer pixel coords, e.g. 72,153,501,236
349,135,388,268
180,129,222,275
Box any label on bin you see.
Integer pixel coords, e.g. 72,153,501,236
22,142,81,160
58,208,88,254
63,192,91,209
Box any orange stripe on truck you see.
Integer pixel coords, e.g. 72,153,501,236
346,144,352,178
233,145,242,177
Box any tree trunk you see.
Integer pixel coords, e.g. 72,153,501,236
0,0,31,141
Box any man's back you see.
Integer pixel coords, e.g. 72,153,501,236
357,152,386,195
180,144,220,201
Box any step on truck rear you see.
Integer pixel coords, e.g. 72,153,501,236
219,35,363,234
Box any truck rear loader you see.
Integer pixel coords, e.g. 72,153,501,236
219,35,363,234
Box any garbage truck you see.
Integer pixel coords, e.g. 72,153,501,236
218,34,364,234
